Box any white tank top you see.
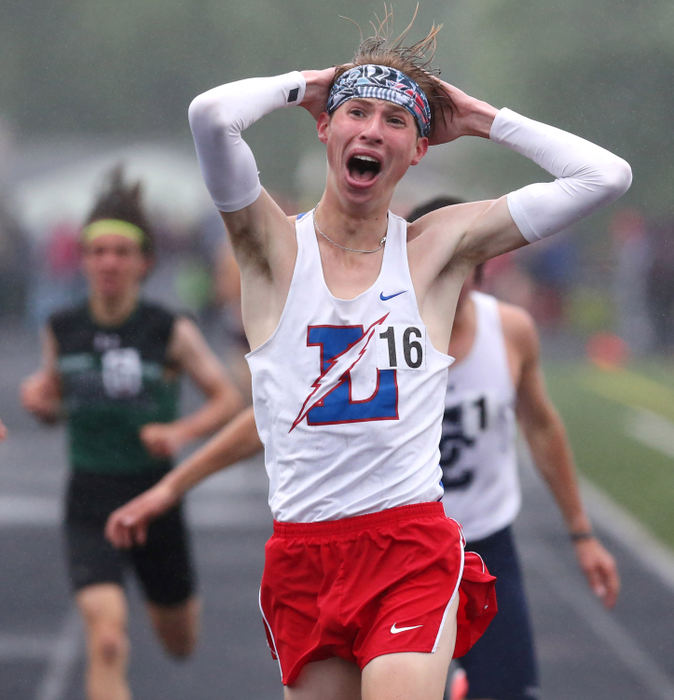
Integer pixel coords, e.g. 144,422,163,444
440,291,521,540
247,210,453,522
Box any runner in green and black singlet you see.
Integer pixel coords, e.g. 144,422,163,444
21,168,242,700
51,301,180,476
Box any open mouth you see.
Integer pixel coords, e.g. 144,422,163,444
347,155,381,183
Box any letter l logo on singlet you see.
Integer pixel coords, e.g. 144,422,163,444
290,318,398,430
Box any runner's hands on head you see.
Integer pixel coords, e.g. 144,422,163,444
300,67,338,121
105,481,177,548
298,69,499,143
428,78,498,146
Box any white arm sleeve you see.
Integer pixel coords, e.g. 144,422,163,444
490,108,632,242
188,72,306,212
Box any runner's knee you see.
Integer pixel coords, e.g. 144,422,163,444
88,622,129,666
149,599,200,658
161,627,196,658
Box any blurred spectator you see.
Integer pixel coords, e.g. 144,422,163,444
479,251,537,313
196,209,251,402
609,208,654,356
523,234,578,327
174,258,213,316
647,218,674,353
213,234,243,332
26,219,85,326
0,199,30,318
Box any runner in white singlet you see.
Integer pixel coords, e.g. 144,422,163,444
248,211,451,522
106,12,630,700
440,290,521,539
406,197,619,700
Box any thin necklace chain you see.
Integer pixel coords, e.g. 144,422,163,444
313,209,387,254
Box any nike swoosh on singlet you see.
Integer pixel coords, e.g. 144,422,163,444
379,290,408,301
390,622,424,634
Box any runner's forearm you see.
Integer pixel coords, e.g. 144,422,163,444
170,383,243,446
491,108,632,242
165,407,262,496
523,409,592,535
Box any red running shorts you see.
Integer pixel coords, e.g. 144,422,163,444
259,502,497,685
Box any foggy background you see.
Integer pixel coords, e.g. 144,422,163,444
1,0,672,339
0,1,672,698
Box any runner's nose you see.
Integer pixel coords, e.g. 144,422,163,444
359,116,384,143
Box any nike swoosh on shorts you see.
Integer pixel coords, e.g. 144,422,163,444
390,622,424,634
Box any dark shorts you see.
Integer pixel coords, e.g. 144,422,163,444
64,470,196,607
458,525,539,700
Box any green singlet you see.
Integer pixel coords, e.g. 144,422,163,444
49,301,180,476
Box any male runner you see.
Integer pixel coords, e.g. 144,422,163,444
411,196,619,700
21,168,242,700
111,14,630,699
107,206,620,700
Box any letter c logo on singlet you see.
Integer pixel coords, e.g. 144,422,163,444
290,315,398,431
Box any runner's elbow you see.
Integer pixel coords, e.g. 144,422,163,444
188,92,219,132
188,89,243,135
598,156,632,202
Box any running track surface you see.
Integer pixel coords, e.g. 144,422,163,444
1,318,672,700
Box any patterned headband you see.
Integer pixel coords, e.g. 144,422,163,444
326,64,431,137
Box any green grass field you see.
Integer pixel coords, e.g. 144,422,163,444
543,358,674,550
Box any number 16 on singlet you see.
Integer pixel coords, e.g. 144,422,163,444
376,324,427,370
301,323,426,426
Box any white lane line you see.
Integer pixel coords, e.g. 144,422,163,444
517,437,674,592
0,634,56,659
34,607,82,700
625,407,674,459
0,496,60,526
0,494,270,529
531,537,674,700
581,477,674,591
0,457,268,528
187,498,272,529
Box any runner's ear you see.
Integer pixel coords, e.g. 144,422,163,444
410,136,429,166
317,112,330,144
